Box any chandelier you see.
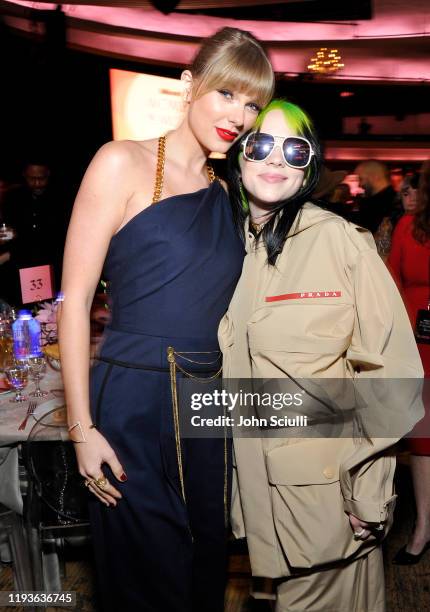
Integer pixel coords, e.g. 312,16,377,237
307,48,344,74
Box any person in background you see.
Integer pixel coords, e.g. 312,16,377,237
0,175,18,305
354,160,398,260
58,27,274,612
398,172,419,215
390,168,405,194
330,181,353,207
3,158,69,303
388,161,430,565
312,166,351,219
0,176,12,259
355,160,397,233
0,176,11,223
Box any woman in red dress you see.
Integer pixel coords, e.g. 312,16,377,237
388,163,430,564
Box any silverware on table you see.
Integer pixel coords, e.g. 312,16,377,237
18,400,37,431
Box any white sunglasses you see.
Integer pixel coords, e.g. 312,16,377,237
242,132,315,169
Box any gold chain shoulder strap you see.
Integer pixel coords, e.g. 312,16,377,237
206,163,217,184
152,135,166,204
152,135,217,205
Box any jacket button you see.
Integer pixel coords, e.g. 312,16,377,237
323,467,335,479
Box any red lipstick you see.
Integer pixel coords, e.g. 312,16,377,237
215,127,238,142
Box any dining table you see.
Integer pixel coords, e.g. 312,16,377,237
0,364,66,508
0,362,68,593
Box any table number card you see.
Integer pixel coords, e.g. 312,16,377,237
19,265,55,304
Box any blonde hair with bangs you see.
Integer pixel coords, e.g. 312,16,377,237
190,27,274,109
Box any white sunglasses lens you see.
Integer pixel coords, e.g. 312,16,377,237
244,134,275,161
283,138,311,168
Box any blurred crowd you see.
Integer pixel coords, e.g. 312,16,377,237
0,155,429,308
0,158,71,307
314,158,430,564
312,159,424,261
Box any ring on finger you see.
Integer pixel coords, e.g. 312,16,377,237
86,480,101,494
353,528,366,538
87,479,107,496
85,479,106,495
94,476,108,490
86,481,110,505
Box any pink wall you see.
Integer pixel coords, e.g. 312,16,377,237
3,0,430,81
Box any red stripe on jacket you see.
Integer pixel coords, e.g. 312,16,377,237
265,291,342,302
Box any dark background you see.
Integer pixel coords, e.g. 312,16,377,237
1,16,429,200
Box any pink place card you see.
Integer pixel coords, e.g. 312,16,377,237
19,265,55,304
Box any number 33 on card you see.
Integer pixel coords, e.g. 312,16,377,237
19,265,54,304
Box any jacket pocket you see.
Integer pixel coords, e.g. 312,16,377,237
218,311,234,352
265,439,380,569
247,303,354,378
248,303,353,355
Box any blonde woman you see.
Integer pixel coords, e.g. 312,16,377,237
58,28,274,612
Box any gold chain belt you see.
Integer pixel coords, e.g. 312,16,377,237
167,346,229,527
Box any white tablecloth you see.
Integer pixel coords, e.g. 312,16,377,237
0,365,65,513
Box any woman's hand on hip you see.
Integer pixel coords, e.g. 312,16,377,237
75,428,127,507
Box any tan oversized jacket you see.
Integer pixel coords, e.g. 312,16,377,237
218,203,423,578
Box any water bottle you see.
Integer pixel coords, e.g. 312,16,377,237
12,310,42,360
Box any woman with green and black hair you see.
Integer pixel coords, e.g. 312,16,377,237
227,98,322,262
219,99,423,610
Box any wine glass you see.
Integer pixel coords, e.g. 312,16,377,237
0,321,13,372
5,362,29,403
28,355,48,398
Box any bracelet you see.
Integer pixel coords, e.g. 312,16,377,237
68,421,96,443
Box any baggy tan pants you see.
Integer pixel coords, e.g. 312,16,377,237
276,547,385,612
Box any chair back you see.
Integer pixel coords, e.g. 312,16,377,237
23,406,89,525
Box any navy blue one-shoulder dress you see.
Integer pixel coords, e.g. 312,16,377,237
89,180,244,612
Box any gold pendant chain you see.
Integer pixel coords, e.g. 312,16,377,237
249,218,269,236
250,216,269,234
152,135,217,205
250,221,264,234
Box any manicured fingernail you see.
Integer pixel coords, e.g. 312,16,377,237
120,473,127,482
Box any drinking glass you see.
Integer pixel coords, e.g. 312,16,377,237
0,310,13,372
0,325,13,371
28,356,48,398
5,363,29,402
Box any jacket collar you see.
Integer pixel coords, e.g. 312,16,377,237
244,202,359,255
